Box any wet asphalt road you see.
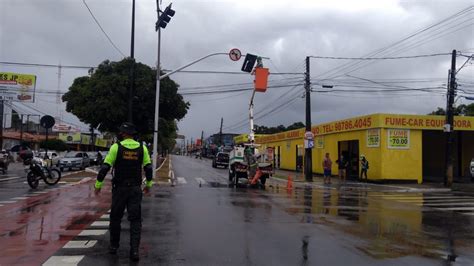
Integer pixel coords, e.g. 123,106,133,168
0,163,84,201
2,156,474,265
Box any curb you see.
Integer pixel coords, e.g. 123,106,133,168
269,176,454,193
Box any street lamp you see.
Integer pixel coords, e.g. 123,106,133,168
152,1,175,179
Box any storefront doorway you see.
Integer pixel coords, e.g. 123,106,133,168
422,131,474,182
338,140,360,179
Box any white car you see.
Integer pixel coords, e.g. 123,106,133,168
470,158,474,177
59,152,90,171
36,151,61,166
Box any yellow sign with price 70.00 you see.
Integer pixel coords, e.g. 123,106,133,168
367,129,380,147
388,129,410,149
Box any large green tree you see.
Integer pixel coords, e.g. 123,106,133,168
62,58,189,151
254,122,305,134
428,103,474,116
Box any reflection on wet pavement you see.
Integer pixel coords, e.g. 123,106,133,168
260,183,474,264
0,181,111,265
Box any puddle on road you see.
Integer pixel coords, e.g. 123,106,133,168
225,182,474,263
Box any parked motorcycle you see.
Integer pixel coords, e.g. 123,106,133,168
25,157,61,189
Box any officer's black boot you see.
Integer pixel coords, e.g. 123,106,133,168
108,245,119,255
130,250,139,261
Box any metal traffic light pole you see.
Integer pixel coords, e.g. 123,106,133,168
151,2,233,178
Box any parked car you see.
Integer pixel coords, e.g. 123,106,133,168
470,158,474,178
36,151,61,166
212,152,229,168
59,152,90,171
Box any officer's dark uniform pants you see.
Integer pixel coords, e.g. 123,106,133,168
110,185,142,251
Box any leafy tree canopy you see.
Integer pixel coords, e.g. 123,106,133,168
254,122,305,134
428,103,474,116
62,58,189,151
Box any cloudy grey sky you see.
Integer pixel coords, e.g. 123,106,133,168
1,0,473,140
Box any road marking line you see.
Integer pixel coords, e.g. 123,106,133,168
396,198,472,203
423,199,474,203
90,221,109,227
100,214,110,219
195,178,206,185
0,204,3,207
0,200,17,204
434,207,474,211
32,191,49,194
78,229,107,236
63,240,97,249
0,176,22,182
464,213,474,216
11,197,29,200
177,177,187,184
422,202,474,207
43,255,84,265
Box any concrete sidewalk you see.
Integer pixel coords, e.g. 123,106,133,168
271,168,474,193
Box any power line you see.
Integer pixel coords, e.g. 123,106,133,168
222,83,304,131
310,6,473,80
8,102,88,131
456,54,473,74
178,76,303,91
308,53,451,60
0,61,94,69
82,0,126,57
167,70,303,75
179,83,303,95
313,86,446,93
224,85,304,131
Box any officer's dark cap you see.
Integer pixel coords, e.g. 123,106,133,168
119,122,137,135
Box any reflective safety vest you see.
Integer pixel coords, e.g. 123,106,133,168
113,142,144,186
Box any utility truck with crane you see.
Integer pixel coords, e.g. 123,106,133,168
228,55,273,188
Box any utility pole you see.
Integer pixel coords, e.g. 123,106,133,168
201,130,204,154
219,117,223,147
304,56,313,182
128,0,136,123
445,50,457,187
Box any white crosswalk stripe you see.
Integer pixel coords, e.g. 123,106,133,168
387,193,474,216
177,177,187,184
195,178,206,185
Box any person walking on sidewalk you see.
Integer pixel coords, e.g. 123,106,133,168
94,122,153,261
336,155,348,182
360,155,369,181
322,153,332,184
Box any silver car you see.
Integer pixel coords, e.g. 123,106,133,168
59,152,90,171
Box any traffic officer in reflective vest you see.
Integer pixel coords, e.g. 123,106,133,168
94,122,153,261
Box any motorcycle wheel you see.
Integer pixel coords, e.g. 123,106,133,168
44,169,61,185
27,171,39,189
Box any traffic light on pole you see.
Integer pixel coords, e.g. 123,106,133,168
156,4,176,30
241,54,258,73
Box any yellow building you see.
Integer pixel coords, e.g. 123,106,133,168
247,113,474,184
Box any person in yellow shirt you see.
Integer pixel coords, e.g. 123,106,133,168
94,122,153,261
